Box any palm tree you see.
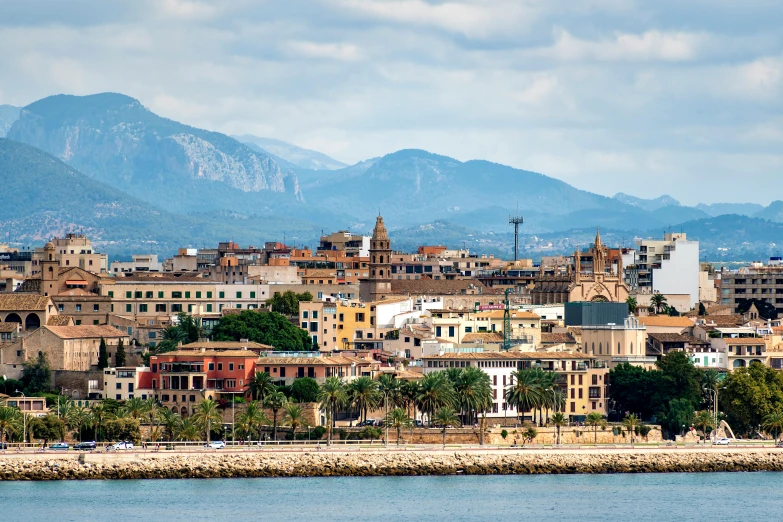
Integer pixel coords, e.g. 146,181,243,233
245,372,276,403
416,372,455,426
125,397,147,420
237,401,269,441
651,293,668,314
385,407,412,446
694,410,716,443
401,380,420,420
625,296,638,315
66,406,89,442
504,369,543,426
622,413,641,444
113,407,130,419
89,403,110,442
57,398,74,419
175,418,200,442
318,377,347,446
0,405,21,444
144,397,161,438
551,412,567,445
377,375,404,409
192,399,222,443
265,391,288,441
585,412,607,445
283,402,306,440
762,410,783,442
432,407,461,449
453,367,492,426
348,377,381,424
158,408,180,441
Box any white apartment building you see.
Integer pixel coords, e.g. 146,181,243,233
626,233,700,309
110,254,164,274
101,366,151,401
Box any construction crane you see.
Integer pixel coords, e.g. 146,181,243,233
503,288,511,351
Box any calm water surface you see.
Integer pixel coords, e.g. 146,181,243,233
1,472,780,521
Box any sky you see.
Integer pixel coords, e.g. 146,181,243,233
0,0,781,205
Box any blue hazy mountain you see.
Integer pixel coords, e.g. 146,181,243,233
233,134,347,171
0,104,20,137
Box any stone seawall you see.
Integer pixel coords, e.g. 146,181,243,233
3,448,783,481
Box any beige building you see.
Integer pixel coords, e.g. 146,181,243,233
31,234,108,275
580,317,655,368
0,294,57,331
428,309,542,345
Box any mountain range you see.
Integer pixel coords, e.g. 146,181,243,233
1,91,781,261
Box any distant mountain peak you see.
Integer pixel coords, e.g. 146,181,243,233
613,192,680,212
233,134,346,171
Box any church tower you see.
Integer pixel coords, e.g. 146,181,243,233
593,228,606,275
41,241,58,297
362,215,392,302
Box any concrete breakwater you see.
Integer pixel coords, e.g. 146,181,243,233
3,448,783,481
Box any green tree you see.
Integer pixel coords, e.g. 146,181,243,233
432,406,460,448
291,377,319,403
212,310,313,351
283,402,306,439
98,338,109,369
124,397,146,420
736,298,779,320
651,293,668,314
762,410,783,442
66,406,89,442
720,362,783,436
175,418,200,442
265,391,288,441
103,417,141,442
385,407,412,446
28,414,65,446
0,405,21,443
416,372,455,426
661,398,694,436
317,377,347,446
192,399,222,443
622,413,641,444
693,410,715,442
115,339,126,367
267,291,313,316
144,397,161,433
698,302,707,316
348,377,380,424
21,351,51,394
551,412,567,445
504,369,544,425
237,401,269,441
626,296,638,315
245,371,277,403
585,412,607,445
522,427,537,444
158,408,180,441
450,367,492,426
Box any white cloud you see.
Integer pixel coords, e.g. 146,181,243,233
546,29,706,62
283,41,364,61
157,0,218,21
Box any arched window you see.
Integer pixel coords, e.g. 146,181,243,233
630,342,634,354
371,269,376,277
617,342,621,355
591,343,595,354
372,256,376,264
379,270,384,277
599,342,602,355
380,255,384,263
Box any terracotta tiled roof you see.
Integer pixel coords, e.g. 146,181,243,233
302,269,336,278
47,315,74,326
423,351,595,360
637,316,694,327
474,310,541,320
113,273,208,282
154,349,260,358
541,333,576,344
723,337,765,345
462,332,504,343
182,340,271,350
0,294,51,311
0,322,19,333
257,355,375,365
647,333,693,343
44,325,128,339
704,315,746,326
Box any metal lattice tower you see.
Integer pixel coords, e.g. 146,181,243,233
503,288,511,351
509,212,524,262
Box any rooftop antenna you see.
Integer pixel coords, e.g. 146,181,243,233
509,204,524,262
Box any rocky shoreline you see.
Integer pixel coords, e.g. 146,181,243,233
3,448,783,481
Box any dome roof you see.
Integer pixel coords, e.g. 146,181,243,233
44,242,55,250
372,215,389,241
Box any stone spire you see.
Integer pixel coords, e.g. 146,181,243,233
593,227,605,275
372,215,389,241
574,245,581,284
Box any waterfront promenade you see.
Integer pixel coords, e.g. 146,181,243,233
4,444,783,480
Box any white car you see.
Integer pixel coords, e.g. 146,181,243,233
712,438,731,446
207,441,226,449
109,441,134,451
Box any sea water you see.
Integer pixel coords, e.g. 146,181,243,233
0,472,780,521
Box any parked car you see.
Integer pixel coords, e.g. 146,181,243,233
206,441,226,449
414,420,424,428
0,442,8,450
109,441,134,451
713,438,731,446
49,442,69,450
74,441,97,451
775,440,783,448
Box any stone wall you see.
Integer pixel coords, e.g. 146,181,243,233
3,448,783,480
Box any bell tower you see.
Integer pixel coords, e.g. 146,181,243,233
363,215,392,302
41,241,57,297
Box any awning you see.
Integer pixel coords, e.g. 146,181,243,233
65,280,88,286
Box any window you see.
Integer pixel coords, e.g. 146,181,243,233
139,304,148,313
108,291,114,298
172,291,182,299
236,291,242,298
116,383,122,390
592,375,598,385
448,326,455,337
172,304,182,312
208,363,215,371
188,305,193,313
312,311,318,319
125,304,132,313
436,326,442,337
217,363,223,371
75,320,81,325
196,291,202,298
280,367,286,378
185,291,191,298
158,291,164,298
75,304,82,312
155,304,167,312
93,304,99,312
301,322,308,329
207,291,213,298
134,291,142,299
145,291,153,298
589,387,601,399
303,311,309,319
58,304,64,312
206,304,213,312
229,363,234,371
250,291,256,298
219,291,225,298
465,327,473,333
125,291,132,298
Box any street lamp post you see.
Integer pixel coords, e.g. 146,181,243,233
383,390,389,448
